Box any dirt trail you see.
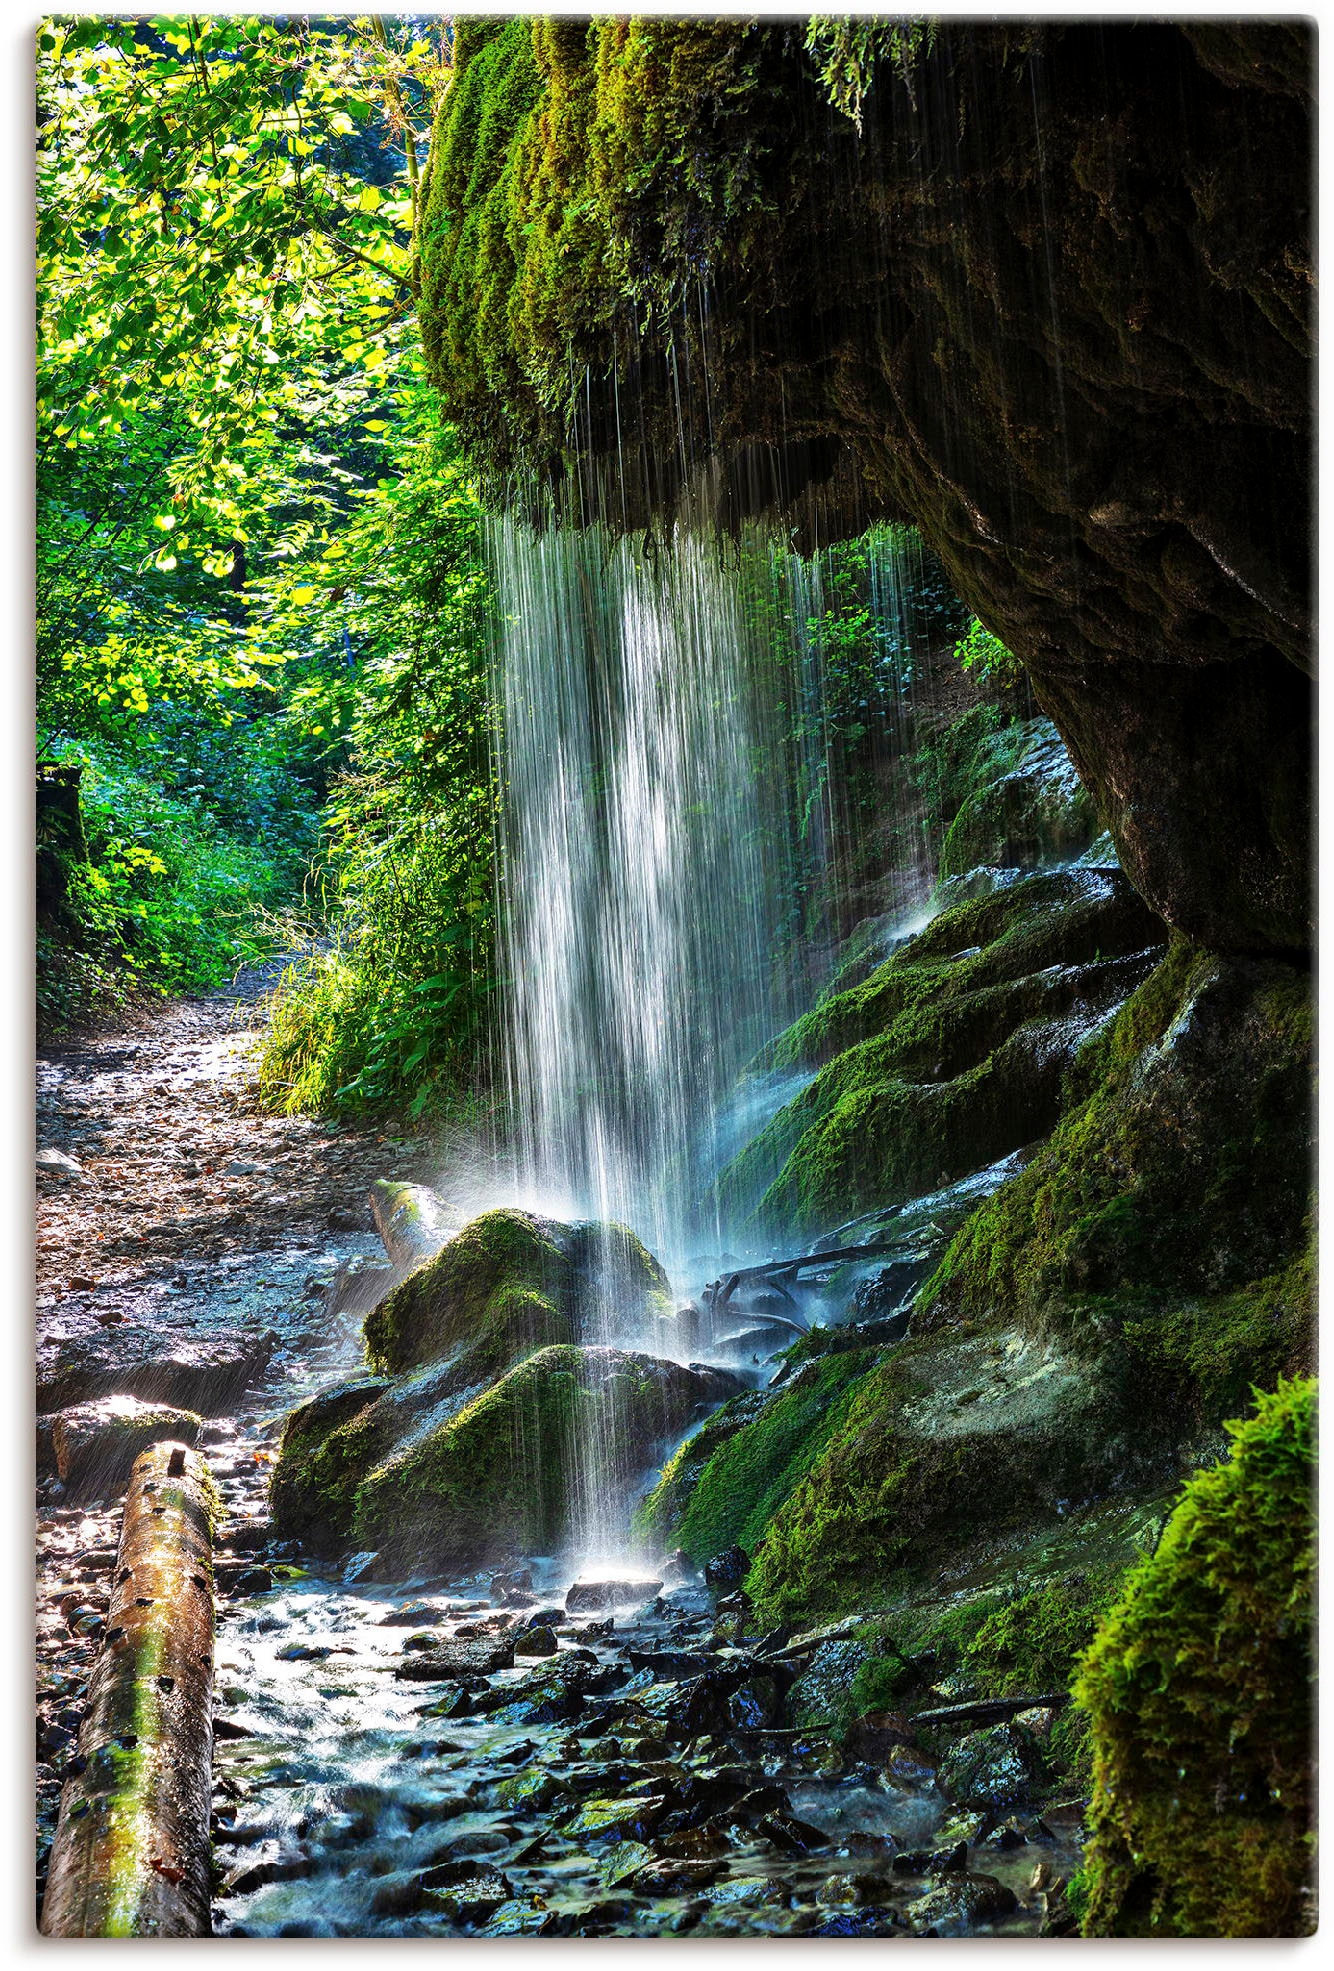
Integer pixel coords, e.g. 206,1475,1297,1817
37,959,437,1294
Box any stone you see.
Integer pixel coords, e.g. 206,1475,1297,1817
38,1147,84,1176
513,1626,558,1657
907,1872,1019,1937
703,1546,749,1590
52,1395,202,1497
937,1724,1034,1810
566,1576,662,1613
37,1324,277,1416
394,1637,515,1680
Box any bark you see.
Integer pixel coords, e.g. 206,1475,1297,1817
40,1440,217,1937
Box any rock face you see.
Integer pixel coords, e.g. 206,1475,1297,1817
419,17,1312,956
715,862,1164,1237
272,1209,737,1567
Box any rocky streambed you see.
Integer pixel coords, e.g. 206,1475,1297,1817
36,973,1089,1939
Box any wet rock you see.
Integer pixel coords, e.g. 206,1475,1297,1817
52,1395,202,1497
513,1625,558,1657
936,1722,1034,1811
727,1676,781,1729
418,1860,513,1923
660,1548,698,1586
377,1601,443,1627
480,1899,562,1937
907,1871,1019,1936
38,1325,277,1415
704,1545,749,1590
563,1795,667,1843
395,1637,515,1680
812,1908,907,1937
567,1575,662,1613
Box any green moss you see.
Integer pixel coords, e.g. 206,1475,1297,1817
1074,1379,1316,1937
268,1376,396,1548
713,867,1163,1235
362,1207,571,1376
918,948,1314,1373
635,1349,879,1562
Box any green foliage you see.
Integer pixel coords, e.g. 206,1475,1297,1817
37,724,318,1029
255,421,498,1119
953,616,1022,689
804,16,936,129
1075,1379,1316,1936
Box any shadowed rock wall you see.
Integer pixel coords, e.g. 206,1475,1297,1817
420,17,1312,953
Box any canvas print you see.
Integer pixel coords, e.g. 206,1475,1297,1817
35,10,1314,1940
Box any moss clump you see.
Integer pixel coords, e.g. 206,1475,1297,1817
352,1345,730,1569
1074,1379,1316,1937
635,1349,880,1562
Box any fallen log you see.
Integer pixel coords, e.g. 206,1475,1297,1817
369,1178,454,1271
40,1440,217,1937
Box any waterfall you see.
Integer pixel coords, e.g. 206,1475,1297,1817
488,518,802,1275
486,516,944,1283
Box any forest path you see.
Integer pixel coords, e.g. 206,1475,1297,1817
37,958,439,1297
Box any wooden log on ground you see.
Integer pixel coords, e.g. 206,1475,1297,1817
369,1178,454,1271
40,1440,217,1937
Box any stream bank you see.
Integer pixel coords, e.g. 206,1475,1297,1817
36,970,1085,1939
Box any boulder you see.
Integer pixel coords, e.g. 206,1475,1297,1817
272,1339,742,1569
363,1208,672,1378
52,1395,203,1497
352,1346,740,1570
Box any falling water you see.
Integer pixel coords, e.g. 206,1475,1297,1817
488,517,808,1276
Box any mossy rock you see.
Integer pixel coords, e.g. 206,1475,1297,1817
919,944,1314,1423
363,1208,670,1378
743,1325,1137,1627
352,1345,740,1570
937,717,1098,881
1074,1378,1316,1937
635,1348,881,1563
715,867,1163,1236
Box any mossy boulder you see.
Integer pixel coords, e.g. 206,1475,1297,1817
1074,1379,1316,1937
351,1346,741,1570
363,1208,670,1379
635,1349,881,1564
716,867,1164,1236
919,945,1314,1424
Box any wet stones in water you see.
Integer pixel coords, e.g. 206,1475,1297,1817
395,1636,515,1680
51,1395,202,1497
565,1576,661,1613
417,1861,513,1924
906,1872,1019,1936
